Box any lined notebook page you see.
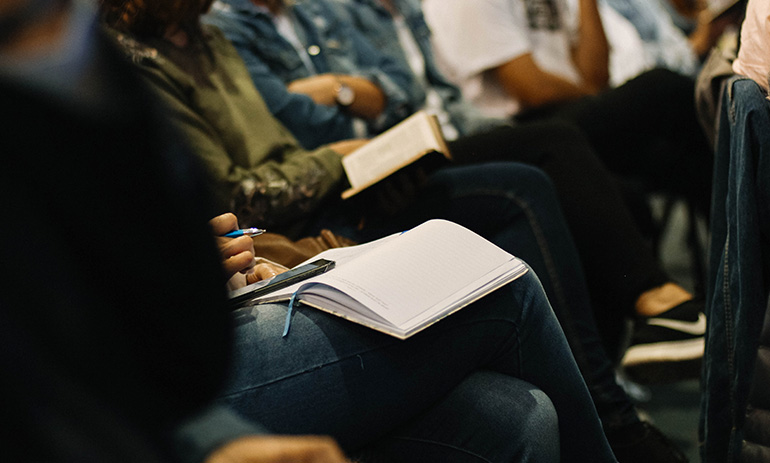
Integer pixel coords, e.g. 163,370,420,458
310,220,517,327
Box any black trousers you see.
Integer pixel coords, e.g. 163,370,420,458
449,118,670,354
517,68,713,213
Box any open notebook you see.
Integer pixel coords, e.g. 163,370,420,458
245,220,528,339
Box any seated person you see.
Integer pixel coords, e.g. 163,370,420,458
423,0,713,219
99,0,686,461
212,213,615,463
3,3,617,461
203,0,699,447
330,0,704,373
203,0,704,355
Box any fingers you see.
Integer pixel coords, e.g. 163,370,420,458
219,235,256,278
245,262,287,285
205,435,351,463
209,212,239,236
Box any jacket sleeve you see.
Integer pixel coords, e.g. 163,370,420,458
322,0,418,132
136,65,345,229
228,28,358,149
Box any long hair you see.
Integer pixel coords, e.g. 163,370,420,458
99,0,214,38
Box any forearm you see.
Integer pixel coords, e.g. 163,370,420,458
571,0,609,91
494,54,595,109
287,74,385,120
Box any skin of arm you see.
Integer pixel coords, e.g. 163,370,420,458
205,435,350,463
205,1,416,149
570,0,610,91
492,0,608,109
493,53,596,109
214,23,359,149
287,73,386,120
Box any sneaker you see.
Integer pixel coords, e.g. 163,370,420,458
621,299,705,384
607,421,688,462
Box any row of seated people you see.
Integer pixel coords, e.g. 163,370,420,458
102,0,714,460
1,0,752,461
194,0,711,369
3,1,622,463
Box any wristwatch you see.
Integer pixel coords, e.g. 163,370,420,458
334,80,356,107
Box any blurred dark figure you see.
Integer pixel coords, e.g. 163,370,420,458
0,1,234,460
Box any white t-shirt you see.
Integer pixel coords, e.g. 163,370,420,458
423,0,582,118
732,0,770,94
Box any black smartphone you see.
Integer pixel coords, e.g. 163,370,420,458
228,258,335,308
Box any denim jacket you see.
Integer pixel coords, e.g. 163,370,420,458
204,0,416,149
701,76,770,462
332,0,504,136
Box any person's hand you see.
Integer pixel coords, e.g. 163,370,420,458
245,261,286,285
204,436,351,463
209,213,257,279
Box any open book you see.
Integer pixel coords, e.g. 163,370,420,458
341,110,451,199
246,220,528,339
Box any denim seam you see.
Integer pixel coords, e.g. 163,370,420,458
446,186,595,384
723,230,738,462
448,188,569,326
221,316,521,399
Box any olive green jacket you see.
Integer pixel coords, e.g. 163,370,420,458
111,26,344,229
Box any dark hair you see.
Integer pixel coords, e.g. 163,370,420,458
99,0,214,38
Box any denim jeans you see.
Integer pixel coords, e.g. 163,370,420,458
304,163,639,432
220,271,617,462
700,77,770,462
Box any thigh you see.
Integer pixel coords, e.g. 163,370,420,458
220,278,531,449
358,371,559,463
544,69,710,189
219,271,614,461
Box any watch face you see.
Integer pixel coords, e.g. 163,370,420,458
336,83,355,106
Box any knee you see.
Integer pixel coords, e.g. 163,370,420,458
456,371,560,461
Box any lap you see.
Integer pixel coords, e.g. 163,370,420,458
218,271,548,449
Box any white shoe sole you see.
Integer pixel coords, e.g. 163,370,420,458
621,337,705,366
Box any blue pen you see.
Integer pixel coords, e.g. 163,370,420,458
223,228,267,238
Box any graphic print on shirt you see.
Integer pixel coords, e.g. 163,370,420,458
524,0,561,31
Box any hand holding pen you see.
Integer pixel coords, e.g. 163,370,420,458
209,213,265,279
